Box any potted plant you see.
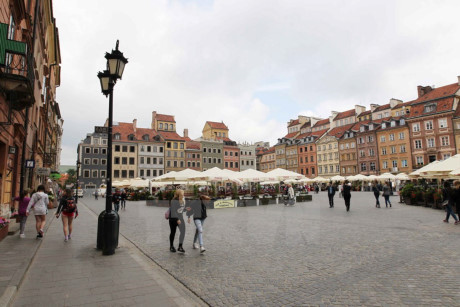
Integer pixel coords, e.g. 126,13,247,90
400,183,416,205
0,217,10,241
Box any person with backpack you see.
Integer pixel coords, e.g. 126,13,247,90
26,185,50,239
55,188,78,241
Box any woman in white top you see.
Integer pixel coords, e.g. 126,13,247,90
26,185,50,238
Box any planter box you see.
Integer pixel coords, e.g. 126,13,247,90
237,199,257,207
0,225,9,242
296,195,312,202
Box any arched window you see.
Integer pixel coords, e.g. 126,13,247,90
128,134,135,141
143,135,149,141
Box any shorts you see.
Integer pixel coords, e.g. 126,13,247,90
62,212,75,217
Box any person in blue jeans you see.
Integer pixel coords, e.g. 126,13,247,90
442,181,459,224
327,182,335,208
372,182,380,208
382,182,392,208
188,195,209,253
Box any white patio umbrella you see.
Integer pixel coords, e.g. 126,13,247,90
129,178,150,188
449,167,460,177
312,176,328,183
367,175,378,181
378,172,396,181
237,169,275,183
330,175,346,182
419,154,460,179
353,174,369,181
167,168,202,181
112,180,130,187
395,173,410,180
153,171,178,181
267,168,305,181
409,161,441,178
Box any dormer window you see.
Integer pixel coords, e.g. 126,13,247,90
164,124,168,130
381,123,386,129
424,103,436,113
159,123,163,129
360,126,365,132
390,121,396,127
114,133,121,140
369,124,373,130
143,135,149,141
128,134,135,141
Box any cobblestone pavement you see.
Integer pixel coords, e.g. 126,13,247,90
84,192,460,306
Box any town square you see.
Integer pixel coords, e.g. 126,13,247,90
1,0,460,306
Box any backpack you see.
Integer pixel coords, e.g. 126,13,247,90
63,199,76,213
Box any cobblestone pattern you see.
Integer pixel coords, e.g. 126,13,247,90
86,192,460,306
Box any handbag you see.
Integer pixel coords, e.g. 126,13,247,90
165,208,170,219
441,200,448,207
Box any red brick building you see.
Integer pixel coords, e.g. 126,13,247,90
355,120,381,175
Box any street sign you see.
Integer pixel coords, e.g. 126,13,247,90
25,160,35,168
36,167,50,176
95,126,108,134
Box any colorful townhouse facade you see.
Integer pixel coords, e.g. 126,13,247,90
355,120,381,176
259,146,276,172
238,143,256,171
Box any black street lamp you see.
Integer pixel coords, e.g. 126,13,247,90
96,40,128,255
75,160,81,204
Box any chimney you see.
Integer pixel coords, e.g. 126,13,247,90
389,98,402,109
355,105,366,116
331,111,339,120
133,119,137,133
417,85,433,98
183,128,189,138
151,111,157,129
457,76,460,86
370,104,379,112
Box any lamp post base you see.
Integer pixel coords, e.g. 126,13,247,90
96,209,120,255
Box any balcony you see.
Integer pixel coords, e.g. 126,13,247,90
0,23,34,111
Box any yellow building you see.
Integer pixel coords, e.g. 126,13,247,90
453,107,460,154
202,121,229,140
376,118,412,174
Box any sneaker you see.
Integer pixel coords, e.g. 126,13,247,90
36,233,43,239
443,220,449,223
193,243,199,249
455,221,460,225
200,246,206,253
170,246,176,253
178,246,185,253
68,234,71,240
64,236,68,242
39,229,44,235
19,234,25,238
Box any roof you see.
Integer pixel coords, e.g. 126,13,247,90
311,128,328,137
358,110,371,116
333,109,356,121
326,123,355,139
373,104,390,112
284,132,298,139
312,118,329,127
157,131,185,141
295,132,311,140
206,121,228,130
407,97,456,119
186,139,201,150
288,119,300,128
112,123,159,142
156,114,175,122
411,83,460,104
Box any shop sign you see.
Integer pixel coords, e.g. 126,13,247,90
214,199,236,209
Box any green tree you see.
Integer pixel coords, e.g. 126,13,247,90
65,168,77,187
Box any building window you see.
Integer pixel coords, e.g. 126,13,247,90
92,170,98,178
400,145,406,153
361,163,367,171
399,132,404,140
129,170,135,178
416,156,423,165
94,148,99,154
401,160,408,167
382,161,388,169
84,158,90,165
114,134,121,140
85,147,91,154
369,148,374,156
424,103,436,113
101,159,107,165
414,140,422,149
425,121,433,130
92,159,98,165
130,146,135,153
441,136,449,146
122,146,128,152
412,123,420,132
380,136,386,142
115,145,120,152
381,148,387,155
129,157,135,165
114,170,120,178
391,146,396,154
102,148,107,155
83,170,90,178
122,157,127,164
389,134,394,141
114,157,120,164
427,138,435,148
443,153,451,160
370,162,376,171
438,118,447,128
128,134,135,141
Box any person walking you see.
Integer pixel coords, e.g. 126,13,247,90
327,182,335,208
372,182,380,208
338,183,343,198
112,189,121,212
26,185,49,238
13,190,31,238
55,188,78,241
442,181,459,224
169,189,186,253
94,189,98,200
342,180,352,212
315,184,320,194
382,182,392,208
188,195,209,253
120,190,127,210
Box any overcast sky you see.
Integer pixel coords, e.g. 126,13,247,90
54,0,460,165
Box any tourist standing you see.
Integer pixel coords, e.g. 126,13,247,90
94,189,98,200
188,195,209,253
342,180,352,212
382,182,392,208
120,190,127,210
372,182,380,208
13,191,31,238
26,185,49,238
169,189,186,253
55,189,78,241
327,182,335,208
442,181,459,224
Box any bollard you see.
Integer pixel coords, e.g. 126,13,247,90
96,210,106,250
102,210,119,255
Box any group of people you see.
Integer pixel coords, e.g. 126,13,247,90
110,189,127,212
325,180,359,212
371,182,393,208
166,189,210,254
12,185,78,241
